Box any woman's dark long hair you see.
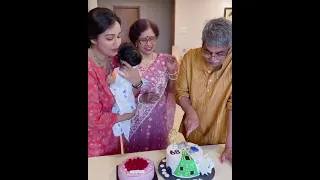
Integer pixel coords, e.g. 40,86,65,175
88,7,121,48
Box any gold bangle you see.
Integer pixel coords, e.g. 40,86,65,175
168,71,178,76
169,76,178,80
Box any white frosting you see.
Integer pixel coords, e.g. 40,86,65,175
129,170,145,174
198,154,214,175
166,142,204,177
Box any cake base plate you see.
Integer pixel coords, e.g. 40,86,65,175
117,165,158,180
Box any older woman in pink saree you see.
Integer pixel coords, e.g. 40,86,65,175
123,19,178,153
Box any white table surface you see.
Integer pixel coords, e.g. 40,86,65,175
88,144,232,180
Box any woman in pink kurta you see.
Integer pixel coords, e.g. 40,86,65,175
88,8,142,157
88,57,120,156
123,19,179,153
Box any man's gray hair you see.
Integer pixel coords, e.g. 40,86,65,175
202,18,232,48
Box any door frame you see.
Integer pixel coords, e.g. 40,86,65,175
171,0,175,46
113,6,141,19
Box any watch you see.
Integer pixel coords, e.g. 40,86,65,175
132,81,143,89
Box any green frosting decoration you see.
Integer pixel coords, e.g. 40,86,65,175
173,150,198,178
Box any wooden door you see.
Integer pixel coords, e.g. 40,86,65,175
113,6,140,43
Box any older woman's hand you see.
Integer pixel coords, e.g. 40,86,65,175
166,56,178,74
118,61,142,86
139,92,160,104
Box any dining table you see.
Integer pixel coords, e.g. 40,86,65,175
88,144,232,180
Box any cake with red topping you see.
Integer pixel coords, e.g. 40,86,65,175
118,157,155,180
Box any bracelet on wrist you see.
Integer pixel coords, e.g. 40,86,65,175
137,94,143,104
132,80,143,89
168,71,178,76
169,75,178,80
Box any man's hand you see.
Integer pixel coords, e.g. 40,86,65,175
184,108,200,137
220,147,232,163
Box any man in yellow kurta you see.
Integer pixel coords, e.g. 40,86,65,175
175,18,232,163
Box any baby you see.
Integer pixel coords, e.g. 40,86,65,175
108,42,142,141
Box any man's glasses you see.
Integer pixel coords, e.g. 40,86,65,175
201,48,230,59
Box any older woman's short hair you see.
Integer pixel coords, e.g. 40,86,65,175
202,18,232,48
129,19,159,44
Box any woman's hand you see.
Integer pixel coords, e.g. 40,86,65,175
106,73,115,85
116,109,137,122
139,92,160,104
166,56,178,74
118,61,141,86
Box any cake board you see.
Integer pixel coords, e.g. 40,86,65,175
158,158,215,180
116,165,158,180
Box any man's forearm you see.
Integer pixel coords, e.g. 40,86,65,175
226,110,232,147
178,96,195,112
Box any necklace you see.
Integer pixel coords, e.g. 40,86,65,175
140,53,154,69
90,47,113,74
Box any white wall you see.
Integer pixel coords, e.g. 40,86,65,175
88,0,98,11
174,0,232,57
98,0,174,54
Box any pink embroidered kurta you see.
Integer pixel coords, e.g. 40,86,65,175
88,57,120,157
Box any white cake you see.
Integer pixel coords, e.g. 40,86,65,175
165,142,214,178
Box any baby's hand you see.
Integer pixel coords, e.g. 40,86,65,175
106,73,115,85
